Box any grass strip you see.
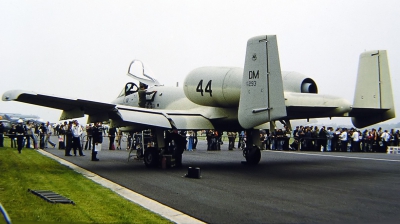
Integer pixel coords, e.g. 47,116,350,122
0,139,171,223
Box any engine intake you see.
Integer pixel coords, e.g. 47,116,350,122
282,71,318,94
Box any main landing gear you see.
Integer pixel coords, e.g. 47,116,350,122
130,129,185,168
132,129,264,167
243,146,261,165
242,129,262,165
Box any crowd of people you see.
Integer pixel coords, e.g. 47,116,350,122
2,120,399,158
1,120,106,160
2,120,56,153
260,125,399,153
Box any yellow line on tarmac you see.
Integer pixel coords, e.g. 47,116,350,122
37,149,206,224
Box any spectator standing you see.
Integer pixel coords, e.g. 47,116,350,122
91,122,103,161
283,126,291,150
269,129,277,150
394,130,400,146
108,126,117,150
192,130,198,149
380,130,390,153
115,129,123,150
319,126,327,151
187,130,194,151
361,130,370,152
44,121,56,148
58,124,65,149
8,124,17,148
25,121,37,149
0,121,4,147
64,122,73,156
351,128,360,152
238,131,245,149
389,129,395,146
15,119,25,153
304,127,312,150
339,129,348,152
326,127,334,152
85,124,93,150
39,123,47,149
227,132,236,150
276,129,284,150
71,120,84,156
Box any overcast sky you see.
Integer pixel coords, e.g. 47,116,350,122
1,0,399,126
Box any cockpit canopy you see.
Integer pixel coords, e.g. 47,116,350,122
117,60,161,98
127,60,160,86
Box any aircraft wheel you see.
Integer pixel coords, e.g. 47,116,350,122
244,146,261,165
144,147,159,168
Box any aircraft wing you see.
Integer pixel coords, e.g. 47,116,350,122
2,90,117,120
2,90,215,129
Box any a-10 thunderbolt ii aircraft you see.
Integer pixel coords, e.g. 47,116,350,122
2,35,395,167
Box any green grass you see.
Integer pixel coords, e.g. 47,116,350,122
0,139,171,224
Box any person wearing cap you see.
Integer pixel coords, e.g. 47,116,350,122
71,120,84,156
16,119,25,153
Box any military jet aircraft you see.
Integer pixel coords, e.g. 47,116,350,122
2,35,395,167
0,113,43,133
0,113,42,123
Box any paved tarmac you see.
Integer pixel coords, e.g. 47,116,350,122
43,136,400,223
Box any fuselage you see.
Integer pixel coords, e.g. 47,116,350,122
111,71,352,131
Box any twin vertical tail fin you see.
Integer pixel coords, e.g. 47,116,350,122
238,35,287,129
351,50,396,128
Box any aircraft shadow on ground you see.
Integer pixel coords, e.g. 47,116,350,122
78,153,377,184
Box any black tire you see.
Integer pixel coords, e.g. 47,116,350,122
245,146,261,165
144,147,159,168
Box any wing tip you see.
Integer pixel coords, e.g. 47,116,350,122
2,90,36,101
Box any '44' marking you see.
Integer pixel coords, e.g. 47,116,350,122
196,80,212,96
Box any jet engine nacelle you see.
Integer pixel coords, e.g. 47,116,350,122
183,67,242,107
282,71,318,94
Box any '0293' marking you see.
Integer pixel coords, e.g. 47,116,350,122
246,81,257,87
